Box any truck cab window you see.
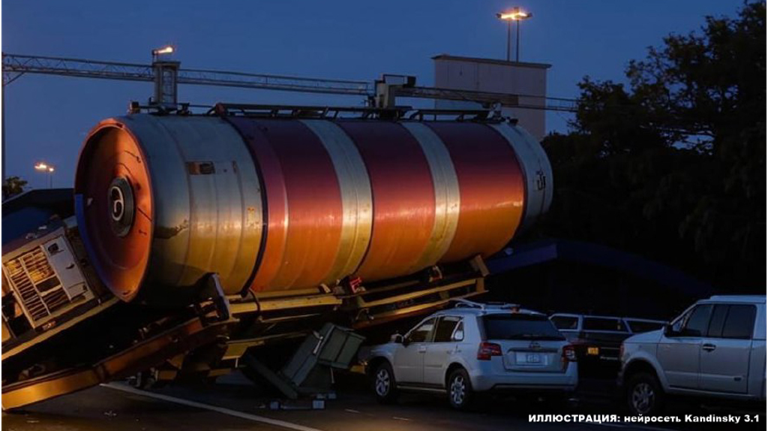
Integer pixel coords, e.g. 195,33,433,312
683,304,712,337
551,316,578,330
721,305,756,339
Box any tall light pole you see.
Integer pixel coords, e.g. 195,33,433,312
497,8,533,62
0,52,5,184
34,162,55,188
151,45,179,109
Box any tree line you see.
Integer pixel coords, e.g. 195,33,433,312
530,2,765,291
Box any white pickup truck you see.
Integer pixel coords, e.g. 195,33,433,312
619,295,766,415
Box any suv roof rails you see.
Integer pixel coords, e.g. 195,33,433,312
452,299,521,310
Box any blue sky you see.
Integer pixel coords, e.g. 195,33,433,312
2,0,745,190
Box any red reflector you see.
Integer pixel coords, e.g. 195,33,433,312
477,342,502,360
348,276,363,294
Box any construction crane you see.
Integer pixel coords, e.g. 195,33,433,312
2,53,374,95
1,52,578,179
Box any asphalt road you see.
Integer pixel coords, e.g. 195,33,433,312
2,374,764,431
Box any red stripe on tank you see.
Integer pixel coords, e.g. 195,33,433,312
425,122,525,262
229,118,344,291
337,121,436,281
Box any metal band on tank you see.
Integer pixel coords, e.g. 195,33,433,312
490,122,552,231
300,119,373,282
400,122,460,271
237,119,345,290
336,121,436,281
510,124,554,213
218,116,271,293
152,117,264,295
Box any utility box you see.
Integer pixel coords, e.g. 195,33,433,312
433,54,551,141
282,323,365,387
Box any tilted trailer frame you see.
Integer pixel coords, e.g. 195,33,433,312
2,215,488,410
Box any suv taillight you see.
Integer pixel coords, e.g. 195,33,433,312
477,342,502,360
562,344,577,366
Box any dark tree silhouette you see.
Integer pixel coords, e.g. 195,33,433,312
2,176,28,200
535,2,765,291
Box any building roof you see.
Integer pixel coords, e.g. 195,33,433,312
432,54,552,70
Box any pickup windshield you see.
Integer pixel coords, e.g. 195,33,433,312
626,320,665,334
483,314,565,341
583,317,628,332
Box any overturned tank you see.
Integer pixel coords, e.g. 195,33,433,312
74,112,552,303
3,105,554,410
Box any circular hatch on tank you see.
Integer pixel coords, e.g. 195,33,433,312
75,121,153,302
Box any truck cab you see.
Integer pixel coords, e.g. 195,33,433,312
550,313,665,377
619,295,766,415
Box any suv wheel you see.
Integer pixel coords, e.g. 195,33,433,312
373,362,399,404
448,368,474,410
626,372,664,415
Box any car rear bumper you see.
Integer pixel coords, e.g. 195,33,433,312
488,383,577,394
470,363,578,392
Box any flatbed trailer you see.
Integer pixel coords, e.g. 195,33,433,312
2,211,488,410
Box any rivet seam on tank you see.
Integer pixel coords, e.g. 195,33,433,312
400,122,460,272
299,119,373,283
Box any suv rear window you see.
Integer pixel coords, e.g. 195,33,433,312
583,317,627,332
483,314,565,341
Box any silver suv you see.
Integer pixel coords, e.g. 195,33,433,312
620,295,766,415
361,300,578,409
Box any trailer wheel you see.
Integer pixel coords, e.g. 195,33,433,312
372,362,399,404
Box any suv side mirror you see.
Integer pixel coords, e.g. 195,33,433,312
390,334,404,344
663,323,675,337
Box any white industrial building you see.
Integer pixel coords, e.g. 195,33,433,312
433,54,550,141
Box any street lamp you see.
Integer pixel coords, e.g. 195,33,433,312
151,45,174,62
497,7,533,62
34,162,55,188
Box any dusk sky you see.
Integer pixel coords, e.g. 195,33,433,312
2,0,745,190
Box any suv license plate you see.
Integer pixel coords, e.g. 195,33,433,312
516,352,541,364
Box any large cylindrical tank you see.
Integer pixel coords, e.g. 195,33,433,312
74,114,552,303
